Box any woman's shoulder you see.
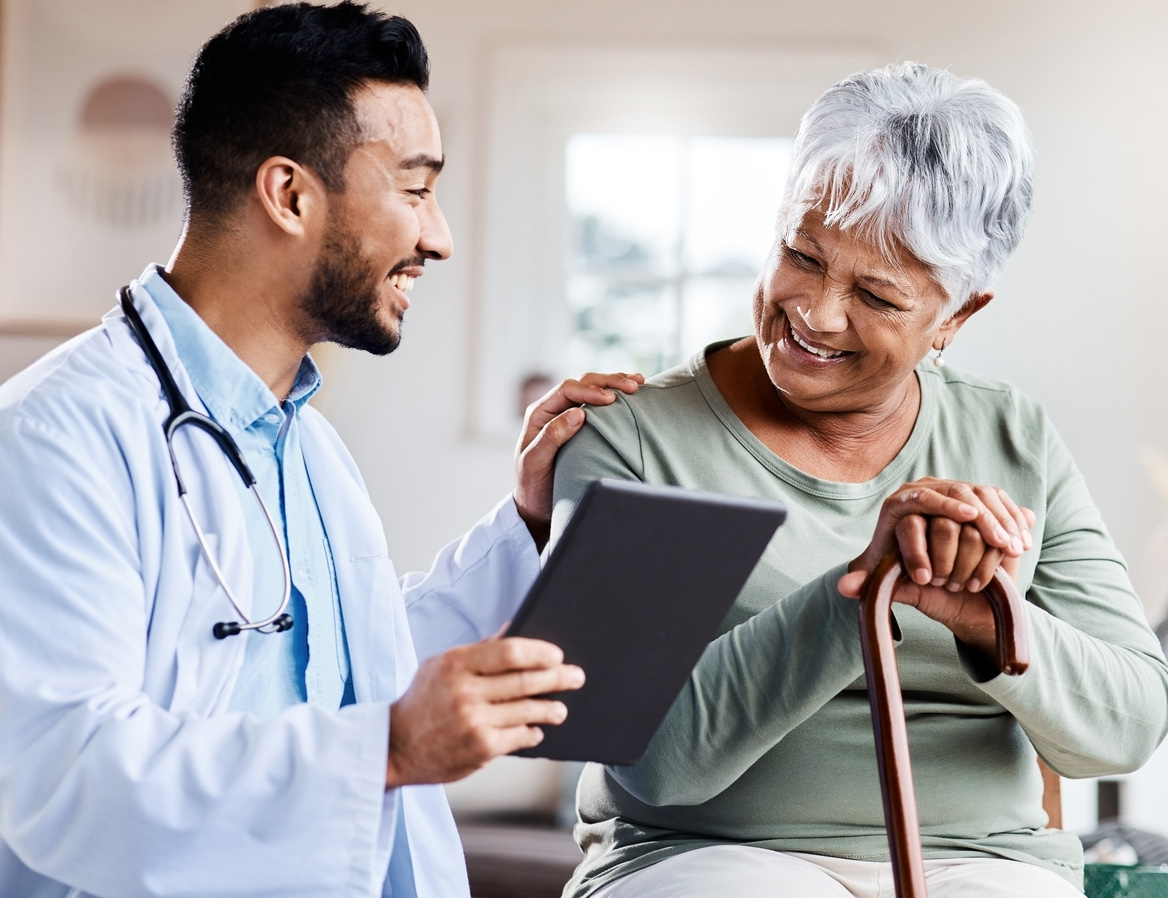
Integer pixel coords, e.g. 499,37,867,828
919,362,1056,469
586,354,710,426
921,362,1047,420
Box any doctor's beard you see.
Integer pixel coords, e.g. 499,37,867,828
298,218,402,356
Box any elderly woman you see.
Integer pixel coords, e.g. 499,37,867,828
550,63,1168,898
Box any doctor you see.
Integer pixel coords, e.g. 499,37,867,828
0,3,639,897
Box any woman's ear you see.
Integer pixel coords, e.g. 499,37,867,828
253,156,325,238
935,292,993,348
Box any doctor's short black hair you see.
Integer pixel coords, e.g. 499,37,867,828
173,1,430,221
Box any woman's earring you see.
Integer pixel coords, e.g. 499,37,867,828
933,339,948,368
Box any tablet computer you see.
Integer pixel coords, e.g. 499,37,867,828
506,478,786,765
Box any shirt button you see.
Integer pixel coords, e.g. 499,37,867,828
264,413,281,425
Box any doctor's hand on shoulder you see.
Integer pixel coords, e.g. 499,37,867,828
512,371,644,552
385,634,584,788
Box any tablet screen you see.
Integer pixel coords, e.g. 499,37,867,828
507,479,786,764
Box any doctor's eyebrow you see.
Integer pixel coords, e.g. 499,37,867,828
400,153,445,173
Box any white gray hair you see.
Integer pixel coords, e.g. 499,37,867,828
779,62,1035,314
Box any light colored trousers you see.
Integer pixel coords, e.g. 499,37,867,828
590,845,1082,897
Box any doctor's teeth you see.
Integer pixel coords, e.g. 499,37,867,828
390,274,415,291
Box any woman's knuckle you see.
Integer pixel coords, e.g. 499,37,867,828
930,517,957,536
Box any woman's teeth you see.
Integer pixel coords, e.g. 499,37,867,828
791,328,845,359
389,273,415,291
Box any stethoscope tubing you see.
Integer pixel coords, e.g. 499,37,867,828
119,285,293,639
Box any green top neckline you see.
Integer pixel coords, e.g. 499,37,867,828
689,340,937,501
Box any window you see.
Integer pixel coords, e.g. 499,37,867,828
565,134,792,376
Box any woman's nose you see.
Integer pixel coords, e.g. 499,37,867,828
797,285,848,332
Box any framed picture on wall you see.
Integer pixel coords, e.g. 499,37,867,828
0,0,252,336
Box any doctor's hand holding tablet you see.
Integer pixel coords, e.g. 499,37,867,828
386,371,643,787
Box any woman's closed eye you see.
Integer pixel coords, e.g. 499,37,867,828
782,244,821,270
857,287,896,310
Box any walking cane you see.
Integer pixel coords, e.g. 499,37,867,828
858,554,1030,898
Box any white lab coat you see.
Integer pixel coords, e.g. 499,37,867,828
0,281,541,897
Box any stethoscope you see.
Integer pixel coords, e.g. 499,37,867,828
119,286,294,640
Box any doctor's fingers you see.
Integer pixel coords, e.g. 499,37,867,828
475,664,586,703
518,372,643,451
480,696,570,730
515,406,587,481
457,635,569,675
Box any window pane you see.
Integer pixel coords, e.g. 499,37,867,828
683,137,793,276
566,135,682,276
564,133,791,378
565,274,678,376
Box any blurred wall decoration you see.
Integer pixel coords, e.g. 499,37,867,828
56,74,180,229
0,0,250,332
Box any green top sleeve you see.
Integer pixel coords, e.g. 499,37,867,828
963,418,1168,776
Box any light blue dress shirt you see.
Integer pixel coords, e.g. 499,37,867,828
144,268,354,717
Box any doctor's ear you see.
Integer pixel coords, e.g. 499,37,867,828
254,156,326,238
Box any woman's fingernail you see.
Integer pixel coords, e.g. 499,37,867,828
967,578,981,592
931,576,946,587
915,568,931,584
946,581,962,592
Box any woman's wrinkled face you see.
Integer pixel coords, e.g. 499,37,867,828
753,207,952,414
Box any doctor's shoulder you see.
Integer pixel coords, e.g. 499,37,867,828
0,322,170,467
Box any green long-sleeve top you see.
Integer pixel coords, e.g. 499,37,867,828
550,346,1168,896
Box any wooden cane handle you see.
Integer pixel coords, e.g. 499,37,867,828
859,554,1029,898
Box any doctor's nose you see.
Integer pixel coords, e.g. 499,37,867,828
418,201,453,261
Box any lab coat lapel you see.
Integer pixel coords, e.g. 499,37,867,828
296,415,470,898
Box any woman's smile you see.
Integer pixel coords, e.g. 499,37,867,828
783,315,853,364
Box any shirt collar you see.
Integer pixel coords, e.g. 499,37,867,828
138,264,322,435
